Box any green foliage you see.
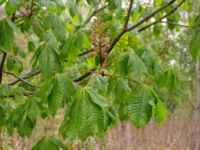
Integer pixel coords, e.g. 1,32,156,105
32,44,62,77
59,87,114,140
0,19,15,51
5,0,22,15
117,52,148,80
124,86,153,128
0,0,189,147
38,75,76,116
190,15,200,60
6,98,40,137
32,136,67,150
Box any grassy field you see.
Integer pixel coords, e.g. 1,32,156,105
1,112,200,150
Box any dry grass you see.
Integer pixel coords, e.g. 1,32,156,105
91,114,200,150
1,112,200,150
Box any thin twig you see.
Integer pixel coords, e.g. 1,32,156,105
74,0,176,82
29,0,35,18
73,68,96,82
84,5,107,25
8,68,40,86
65,69,148,87
126,0,176,32
0,51,7,83
107,0,175,54
160,20,189,28
5,71,40,88
138,0,186,32
75,0,134,82
124,0,134,29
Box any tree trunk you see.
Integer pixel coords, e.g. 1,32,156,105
191,60,200,150
194,59,200,115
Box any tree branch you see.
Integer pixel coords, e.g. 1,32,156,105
160,20,189,28
74,0,134,82
29,0,35,18
8,68,40,86
5,71,40,88
84,5,107,25
0,51,7,83
138,0,186,32
73,0,176,82
73,68,96,82
126,0,176,32
107,0,175,54
107,0,134,53
124,0,134,29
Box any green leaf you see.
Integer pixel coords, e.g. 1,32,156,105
86,0,97,6
28,99,40,120
6,56,15,71
106,0,120,10
48,77,64,116
0,0,6,5
31,16,44,39
107,78,130,104
61,31,90,62
45,14,66,41
59,90,87,140
189,31,200,60
57,75,76,101
60,87,108,140
0,19,15,51
154,100,168,123
125,86,153,128
155,68,178,93
68,3,76,17
32,136,67,150
117,52,147,80
38,75,76,116
48,136,68,150
5,0,22,15
28,41,36,52
154,0,164,6
7,103,36,137
38,45,62,77
192,15,200,30
18,116,36,137
153,24,162,36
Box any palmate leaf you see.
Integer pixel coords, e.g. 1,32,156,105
32,44,62,77
6,98,39,137
125,86,153,128
48,75,76,116
79,93,104,140
32,136,67,150
59,89,87,140
117,52,148,80
38,75,76,116
59,87,109,140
